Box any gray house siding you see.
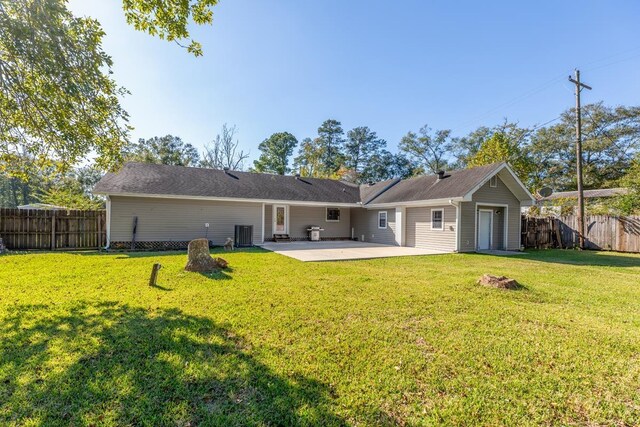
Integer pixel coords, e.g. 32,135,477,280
109,196,262,245
405,205,456,252
288,206,351,239
264,204,272,238
459,176,521,252
351,208,398,245
264,205,351,240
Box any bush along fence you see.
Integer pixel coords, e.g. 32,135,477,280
522,215,640,253
0,208,106,250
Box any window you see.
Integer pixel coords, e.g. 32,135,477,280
490,176,498,188
378,211,388,229
326,208,340,222
431,209,444,230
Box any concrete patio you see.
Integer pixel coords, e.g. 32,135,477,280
259,240,446,262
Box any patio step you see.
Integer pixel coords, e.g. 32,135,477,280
273,234,291,242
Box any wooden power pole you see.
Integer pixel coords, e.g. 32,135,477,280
568,69,591,249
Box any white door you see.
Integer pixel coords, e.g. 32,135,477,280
478,210,492,250
273,205,287,234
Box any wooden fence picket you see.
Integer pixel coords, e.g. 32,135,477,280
522,214,640,253
0,208,106,250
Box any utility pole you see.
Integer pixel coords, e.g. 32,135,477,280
568,69,592,249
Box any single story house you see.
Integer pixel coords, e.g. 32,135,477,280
533,187,628,216
93,161,535,252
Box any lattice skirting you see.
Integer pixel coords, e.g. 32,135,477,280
110,241,197,250
111,237,355,250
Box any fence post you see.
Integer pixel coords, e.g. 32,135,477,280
50,210,56,251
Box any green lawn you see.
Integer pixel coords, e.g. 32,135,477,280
1,249,639,426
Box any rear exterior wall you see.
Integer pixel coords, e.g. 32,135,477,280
351,208,398,245
109,196,262,246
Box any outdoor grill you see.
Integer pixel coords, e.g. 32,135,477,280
306,225,325,241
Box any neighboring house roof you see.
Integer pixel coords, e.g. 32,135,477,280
539,187,628,201
94,161,535,206
17,203,67,210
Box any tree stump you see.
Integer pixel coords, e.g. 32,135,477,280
149,263,162,286
184,238,227,272
477,274,520,290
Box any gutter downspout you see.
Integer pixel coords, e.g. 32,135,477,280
449,199,460,252
105,195,111,250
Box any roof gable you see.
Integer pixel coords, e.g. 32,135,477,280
364,163,507,205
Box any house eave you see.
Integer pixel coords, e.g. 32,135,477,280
365,197,465,209
93,191,360,207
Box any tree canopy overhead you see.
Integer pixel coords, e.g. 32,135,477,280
125,135,200,166
252,132,298,175
467,132,535,188
399,125,453,174
200,124,249,171
0,0,130,180
316,119,346,176
122,0,219,56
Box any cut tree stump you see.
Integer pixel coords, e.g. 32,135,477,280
477,274,520,290
184,238,228,272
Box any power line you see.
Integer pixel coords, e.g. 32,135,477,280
450,46,640,134
452,73,569,131
579,46,640,71
529,116,562,132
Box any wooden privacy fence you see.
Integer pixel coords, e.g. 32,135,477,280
0,208,106,250
522,215,640,253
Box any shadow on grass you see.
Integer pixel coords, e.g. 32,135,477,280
521,249,640,268
149,282,173,291
0,302,344,426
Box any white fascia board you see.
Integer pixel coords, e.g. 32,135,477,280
96,192,358,208
365,197,465,209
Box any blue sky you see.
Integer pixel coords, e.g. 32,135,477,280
68,0,640,164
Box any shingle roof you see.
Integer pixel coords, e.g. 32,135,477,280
94,161,514,205
94,163,361,204
359,178,401,204
365,162,505,204
540,187,628,201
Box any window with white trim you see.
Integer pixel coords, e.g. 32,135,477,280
431,209,444,230
378,211,387,229
326,208,340,222
490,176,498,187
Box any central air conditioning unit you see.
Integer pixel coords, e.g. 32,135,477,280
234,225,253,247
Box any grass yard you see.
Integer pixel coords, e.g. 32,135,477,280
1,248,640,426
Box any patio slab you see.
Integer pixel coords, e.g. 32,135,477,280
259,240,446,261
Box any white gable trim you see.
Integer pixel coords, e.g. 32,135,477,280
462,163,535,202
